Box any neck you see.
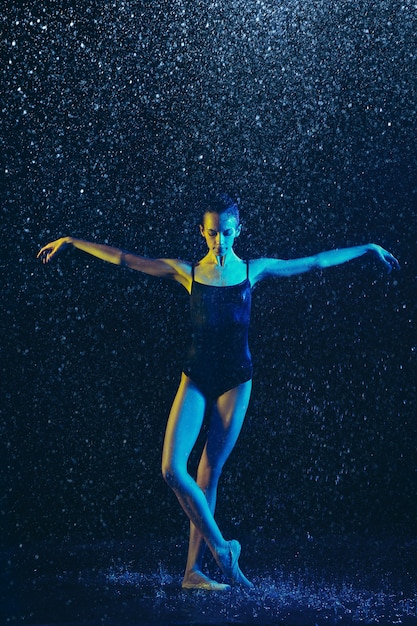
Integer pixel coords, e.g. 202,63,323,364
212,249,235,267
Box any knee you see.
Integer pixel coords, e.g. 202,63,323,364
161,460,182,489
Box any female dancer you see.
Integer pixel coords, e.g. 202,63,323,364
37,194,399,590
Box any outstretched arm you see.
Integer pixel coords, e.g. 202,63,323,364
37,236,192,290
251,243,399,283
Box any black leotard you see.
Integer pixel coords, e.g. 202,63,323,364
183,261,253,399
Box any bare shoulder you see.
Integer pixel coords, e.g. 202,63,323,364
161,258,193,292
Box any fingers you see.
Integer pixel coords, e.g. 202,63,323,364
385,254,400,273
385,253,400,271
37,243,50,257
37,246,53,263
376,246,400,273
392,256,400,271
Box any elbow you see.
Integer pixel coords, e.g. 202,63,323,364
310,255,322,270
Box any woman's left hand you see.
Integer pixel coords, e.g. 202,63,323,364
370,244,400,273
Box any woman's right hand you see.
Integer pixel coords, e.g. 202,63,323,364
37,237,71,264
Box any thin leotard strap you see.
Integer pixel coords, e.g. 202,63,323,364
246,260,250,281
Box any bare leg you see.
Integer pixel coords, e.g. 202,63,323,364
161,374,253,588
183,380,252,586
162,374,225,552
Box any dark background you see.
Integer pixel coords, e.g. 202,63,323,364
2,0,416,554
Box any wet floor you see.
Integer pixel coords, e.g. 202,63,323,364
2,533,416,625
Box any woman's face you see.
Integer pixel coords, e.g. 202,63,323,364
200,211,241,257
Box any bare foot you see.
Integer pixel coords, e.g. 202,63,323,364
215,540,254,589
182,569,231,591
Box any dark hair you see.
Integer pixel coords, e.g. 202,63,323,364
199,192,240,225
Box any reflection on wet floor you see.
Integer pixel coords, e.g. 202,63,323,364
2,534,416,625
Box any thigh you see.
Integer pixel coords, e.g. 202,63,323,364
205,379,252,469
162,373,207,470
